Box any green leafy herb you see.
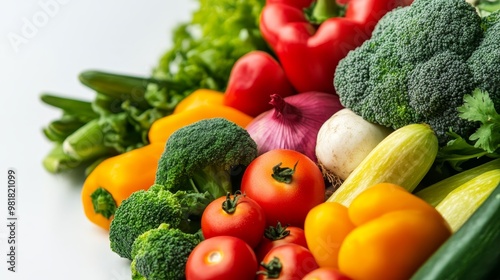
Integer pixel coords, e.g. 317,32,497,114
458,89,500,153
437,89,500,170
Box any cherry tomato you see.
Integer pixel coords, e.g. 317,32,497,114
186,236,258,280
257,243,319,279
302,267,352,280
255,222,308,261
201,192,266,248
240,149,326,228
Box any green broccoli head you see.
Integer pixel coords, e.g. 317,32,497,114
154,117,257,199
334,0,487,144
131,223,202,280
109,186,211,260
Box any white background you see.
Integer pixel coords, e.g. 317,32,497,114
0,1,197,279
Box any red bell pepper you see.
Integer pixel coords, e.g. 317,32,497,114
260,0,413,94
223,51,297,117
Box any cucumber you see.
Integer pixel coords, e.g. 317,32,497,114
326,123,438,206
411,183,500,280
415,158,500,206
435,169,500,232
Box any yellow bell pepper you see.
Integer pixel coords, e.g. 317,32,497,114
305,183,452,280
338,183,452,280
173,89,225,114
81,143,165,230
148,89,254,144
304,202,355,268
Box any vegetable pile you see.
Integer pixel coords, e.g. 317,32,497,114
40,0,500,279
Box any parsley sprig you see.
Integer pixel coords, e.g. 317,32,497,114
437,89,500,170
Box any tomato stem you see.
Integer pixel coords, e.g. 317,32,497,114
257,257,283,278
271,161,298,184
221,191,242,214
264,222,291,241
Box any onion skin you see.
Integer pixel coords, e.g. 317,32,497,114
245,92,343,162
315,108,393,182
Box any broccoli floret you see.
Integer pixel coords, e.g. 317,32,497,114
109,186,211,260
407,51,477,141
154,118,257,199
468,10,500,112
130,223,202,280
334,0,488,144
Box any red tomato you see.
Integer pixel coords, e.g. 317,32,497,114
186,236,258,280
302,267,352,280
201,192,267,248
255,222,308,261
257,243,319,279
240,149,326,228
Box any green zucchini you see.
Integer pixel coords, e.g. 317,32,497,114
410,183,500,280
435,169,500,232
415,158,500,206
327,123,438,206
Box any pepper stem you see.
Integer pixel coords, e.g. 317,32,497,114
305,0,346,25
256,257,283,278
271,161,299,184
90,187,117,219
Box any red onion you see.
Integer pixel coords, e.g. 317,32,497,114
245,92,344,162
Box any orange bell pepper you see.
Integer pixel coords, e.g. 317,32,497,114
338,183,452,280
81,143,165,230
